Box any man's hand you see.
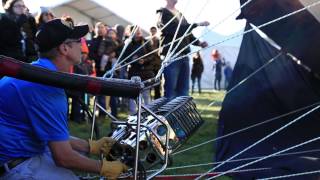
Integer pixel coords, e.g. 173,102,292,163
197,21,210,27
138,59,145,64
100,160,128,179
200,41,208,48
89,137,116,155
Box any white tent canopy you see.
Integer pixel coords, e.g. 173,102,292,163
51,0,148,35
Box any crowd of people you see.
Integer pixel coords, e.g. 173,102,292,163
0,0,233,179
0,0,233,119
0,0,128,178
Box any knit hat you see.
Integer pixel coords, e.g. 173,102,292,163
40,6,49,13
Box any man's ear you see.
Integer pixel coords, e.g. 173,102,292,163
57,43,68,56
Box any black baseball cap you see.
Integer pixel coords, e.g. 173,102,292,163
36,18,89,53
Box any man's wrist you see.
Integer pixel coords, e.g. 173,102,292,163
86,140,91,154
97,159,102,174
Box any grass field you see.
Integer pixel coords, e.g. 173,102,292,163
69,90,231,179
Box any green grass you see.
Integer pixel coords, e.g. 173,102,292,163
69,90,231,179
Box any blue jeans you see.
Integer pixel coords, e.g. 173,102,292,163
0,149,78,180
97,95,106,116
129,89,150,115
164,57,190,99
110,96,118,118
191,75,202,93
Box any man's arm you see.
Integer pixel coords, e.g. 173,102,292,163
49,140,101,173
69,136,90,153
157,8,198,37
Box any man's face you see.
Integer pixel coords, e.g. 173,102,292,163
64,39,82,65
97,24,107,37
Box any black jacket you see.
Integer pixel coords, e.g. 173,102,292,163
0,13,37,62
156,8,201,56
123,37,155,81
191,56,204,77
88,36,104,76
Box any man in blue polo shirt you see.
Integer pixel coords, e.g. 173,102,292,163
0,19,127,179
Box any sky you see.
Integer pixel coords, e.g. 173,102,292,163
0,0,246,36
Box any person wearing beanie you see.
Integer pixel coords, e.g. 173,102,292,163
0,19,127,179
35,6,55,28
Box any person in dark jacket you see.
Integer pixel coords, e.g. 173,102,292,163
89,22,108,77
88,22,108,117
149,26,162,99
157,0,209,99
123,26,155,114
100,28,123,118
191,52,204,94
124,26,154,82
0,0,37,62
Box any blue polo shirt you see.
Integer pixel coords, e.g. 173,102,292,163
0,58,69,165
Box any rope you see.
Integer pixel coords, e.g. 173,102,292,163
156,0,210,79
172,101,320,156
104,24,138,78
226,53,281,95
160,6,186,68
208,135,320,179
148,148,320,172
199,53,282,114
170,0,320,65
117,0,320,77
85,1,320,179
258,170,320,180
156,0,254,78
114,0,193,75
82,151,320,179
113,13,180,71
89,24,139,140
116,0,254,72
169,0,254,61
156,167,270,178
197,104,320,179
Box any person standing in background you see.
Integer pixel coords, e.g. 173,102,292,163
35,6,55,28
212,49,225,91
0,0,37,62
88,22,108,117
123,26,154,115
149,26,162,99
224,61,233,89
191,52,204,94
157,0,209,99
0,18,127,180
